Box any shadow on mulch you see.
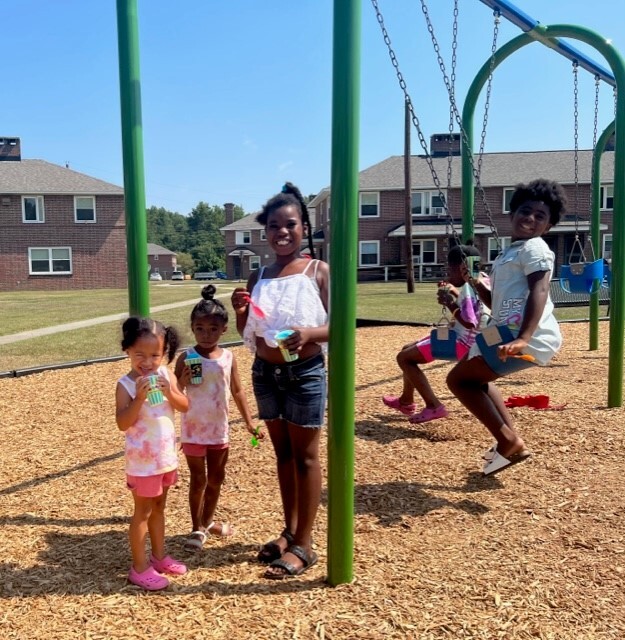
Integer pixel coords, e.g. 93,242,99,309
0,451,124,497
355,416,459,444
0,528,328,597
320,473,499,528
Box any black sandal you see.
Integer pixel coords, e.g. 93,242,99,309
264,544,318,580
257,528,294,564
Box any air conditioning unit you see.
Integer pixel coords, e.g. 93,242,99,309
432,207,445,215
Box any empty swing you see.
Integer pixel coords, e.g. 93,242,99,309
559,64,606,294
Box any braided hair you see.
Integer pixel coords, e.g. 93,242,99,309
190,284,229,325
256,182,316,258
120,316,180,363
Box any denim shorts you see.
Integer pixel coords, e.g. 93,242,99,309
251,354,327,428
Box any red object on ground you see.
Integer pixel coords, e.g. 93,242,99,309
504,395,566,411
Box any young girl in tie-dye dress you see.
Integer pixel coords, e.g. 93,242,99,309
174,285,257,551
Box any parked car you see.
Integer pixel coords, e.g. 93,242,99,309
149,272,162,281
194,271,218,280
216,271,228,280
171,270,184,281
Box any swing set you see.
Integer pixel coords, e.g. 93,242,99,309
115,0,625,586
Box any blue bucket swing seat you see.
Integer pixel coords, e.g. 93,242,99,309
430,312,458,361
559,234,606,294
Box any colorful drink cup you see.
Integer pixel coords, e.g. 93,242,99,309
275,329,299,362
146,374,164,407
185,354,203,384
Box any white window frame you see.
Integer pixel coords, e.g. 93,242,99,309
503,188,515,213
600,185,614,211
74,195,96,223
22,196,45,223
603,233,613,261
359,240,380,266
488,236,512,262
359,192,379,218
411,190,446,217
412,239,437,264
249,256,261,270
28,247,72,275
236,230,251,245
259,229,267,241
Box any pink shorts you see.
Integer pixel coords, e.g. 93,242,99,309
416,337,470,363
126,470,178,498
182,442,229,457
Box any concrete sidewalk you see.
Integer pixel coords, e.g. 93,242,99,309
0,298,202,346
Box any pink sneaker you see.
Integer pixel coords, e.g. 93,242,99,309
382,395,416,415
128,565,169,591
150,554,187,576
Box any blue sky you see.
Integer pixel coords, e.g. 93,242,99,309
3,1,624,215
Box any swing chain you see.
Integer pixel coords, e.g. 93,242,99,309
418,0,501,249
573,61,580,234
477,10,500,179
444,0,459,264
370,0,463,249
587,75,601,261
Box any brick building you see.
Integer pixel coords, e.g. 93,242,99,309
0,137,127,291
147,243,177,280
310,135,614,281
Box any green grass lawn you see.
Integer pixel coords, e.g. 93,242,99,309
0,280,606,372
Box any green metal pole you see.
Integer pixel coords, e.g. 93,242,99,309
462,33,533,242
537,25,625,407
327,0,360,586
589,120,615,350
116,0,149,317
462,25,625,407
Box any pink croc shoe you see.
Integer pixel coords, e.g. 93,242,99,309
150,554,187,576
128,565,169,591
408,404,449,424
382,395,416,416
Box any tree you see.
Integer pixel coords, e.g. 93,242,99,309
176,252,195,274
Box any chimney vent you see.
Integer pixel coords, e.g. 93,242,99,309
224,202,235,226
430,133,461,157
0,137,21,161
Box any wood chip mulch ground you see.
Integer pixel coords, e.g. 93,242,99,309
1,323,624,639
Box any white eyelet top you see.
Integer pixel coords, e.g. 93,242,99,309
243,259,328,352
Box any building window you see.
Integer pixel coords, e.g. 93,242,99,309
603,233,612,260
250,256,261,270
260,229,267,241
74,196,96,222
412,239,437,264
22,196,45,223
236,231,251,245
359,192,379,217
503,188,515,213
29,247,72,275
411,190,446,216
488,236,511,261
359,240,379,266
600,185,614,211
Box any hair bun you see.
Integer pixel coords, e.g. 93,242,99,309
201,284,216,300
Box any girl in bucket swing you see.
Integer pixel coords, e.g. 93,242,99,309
446,178,566,476
382,242,487,424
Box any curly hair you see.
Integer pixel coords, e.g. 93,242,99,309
509,178,567,226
